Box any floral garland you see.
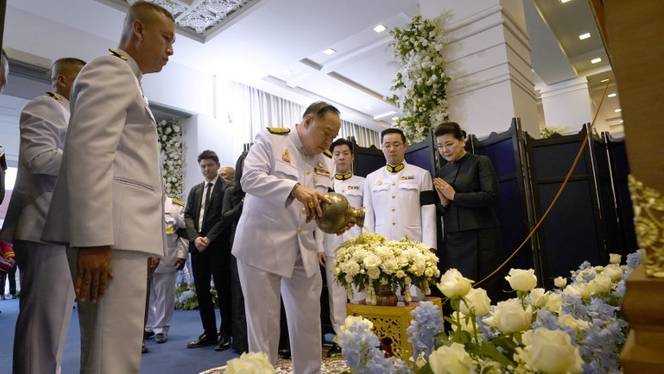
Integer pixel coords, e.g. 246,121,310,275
540,126,566,139
387,15,451,143
339,251,641,373
157,119,184,197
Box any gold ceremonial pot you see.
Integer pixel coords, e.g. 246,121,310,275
316,192,365,234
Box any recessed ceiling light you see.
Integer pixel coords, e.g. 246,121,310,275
619,120,624,124
323,48,336,56
600,78,610,83
608,93,617,98
579,32,591,40
591,57,602,64
373,24,386,33
560,0,572,3
614,108,622,113
373,110,397,120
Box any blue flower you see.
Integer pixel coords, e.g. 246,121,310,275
626,251,642,269
407,301,443,360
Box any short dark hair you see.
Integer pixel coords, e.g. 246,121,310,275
329,138,354,154
381,128,406,144
129,1,174,23
434,122,466,140
197,150,219,164
303,101,340,119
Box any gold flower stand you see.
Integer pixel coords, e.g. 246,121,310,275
346,297,443,361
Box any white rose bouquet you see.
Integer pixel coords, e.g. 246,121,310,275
335,232,440,304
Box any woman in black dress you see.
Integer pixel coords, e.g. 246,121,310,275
433,122,502,299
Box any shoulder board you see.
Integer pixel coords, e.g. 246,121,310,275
267,127,290,135
46,92,63,102
108,48,127,61
172,198,185,206
323,149,332,158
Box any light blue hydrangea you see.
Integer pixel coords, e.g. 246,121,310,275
406,301,443,360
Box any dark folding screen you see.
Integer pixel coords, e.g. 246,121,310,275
405,132,436,174
526,125,609,288
351,138,385,178
472,119,534,271
605,133,638,255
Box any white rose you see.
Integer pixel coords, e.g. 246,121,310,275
505,269,537,292
429,342,475,374
563,284,583,297
603,264,623,282
589,274,612,294
543,293,562,313
437,269,473,298
367,267,380,280
559,314,590,331
518,328,583,374
341,315,373,332
363,254,381,269
396,270,406,278
460,288,491,316
484,299,532,334
553,276,567,288
226,352,275,374
529,288,548,308
609,253,622,264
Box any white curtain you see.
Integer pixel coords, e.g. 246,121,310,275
339,120,380,148
226,81,379,148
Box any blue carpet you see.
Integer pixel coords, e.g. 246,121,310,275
0,298,238,374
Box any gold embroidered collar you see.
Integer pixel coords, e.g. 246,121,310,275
386,163,405,173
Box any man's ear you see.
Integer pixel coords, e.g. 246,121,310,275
132,20,145,41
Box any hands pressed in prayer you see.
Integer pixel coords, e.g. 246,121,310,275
75,246,113,303
434,177,455,205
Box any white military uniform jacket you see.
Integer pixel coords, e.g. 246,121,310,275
43,49,165,256
232,128,333,278
322,173,365,257
364,161,437,249
1,92,69,243
155,197,188,274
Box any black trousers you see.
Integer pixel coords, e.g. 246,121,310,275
442,227,503,301
0,264,17,296
229,255,247,352
191,245,232,338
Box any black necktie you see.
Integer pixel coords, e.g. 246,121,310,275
204,182,213,209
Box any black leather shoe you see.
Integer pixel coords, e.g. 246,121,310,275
141,342,149,354
326,343,342,357
215,335,231,351
144,330,155,340
278,348,291,359
187,333,217,349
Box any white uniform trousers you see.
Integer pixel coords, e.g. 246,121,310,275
324,256,347,336
13,241,74,374
146,271,177,335
67,248,148,374
238,257,322,374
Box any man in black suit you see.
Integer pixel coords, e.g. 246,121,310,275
185,150,233,351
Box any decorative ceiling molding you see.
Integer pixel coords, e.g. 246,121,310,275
96,0,262,43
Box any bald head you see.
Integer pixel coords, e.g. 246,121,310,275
218,167,235,182
50,58,85,99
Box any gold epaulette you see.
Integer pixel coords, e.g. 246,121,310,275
46,92,63,102
108,48,127,61
323,149,332,158
267,127,290,135
172,197,185,206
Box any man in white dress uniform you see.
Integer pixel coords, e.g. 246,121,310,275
41,2,174,373
320,138,364,338
232,101,350,374
0,57,84,374
364,128,437,298
146,195,187,343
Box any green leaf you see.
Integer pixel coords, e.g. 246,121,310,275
478,342,515,366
